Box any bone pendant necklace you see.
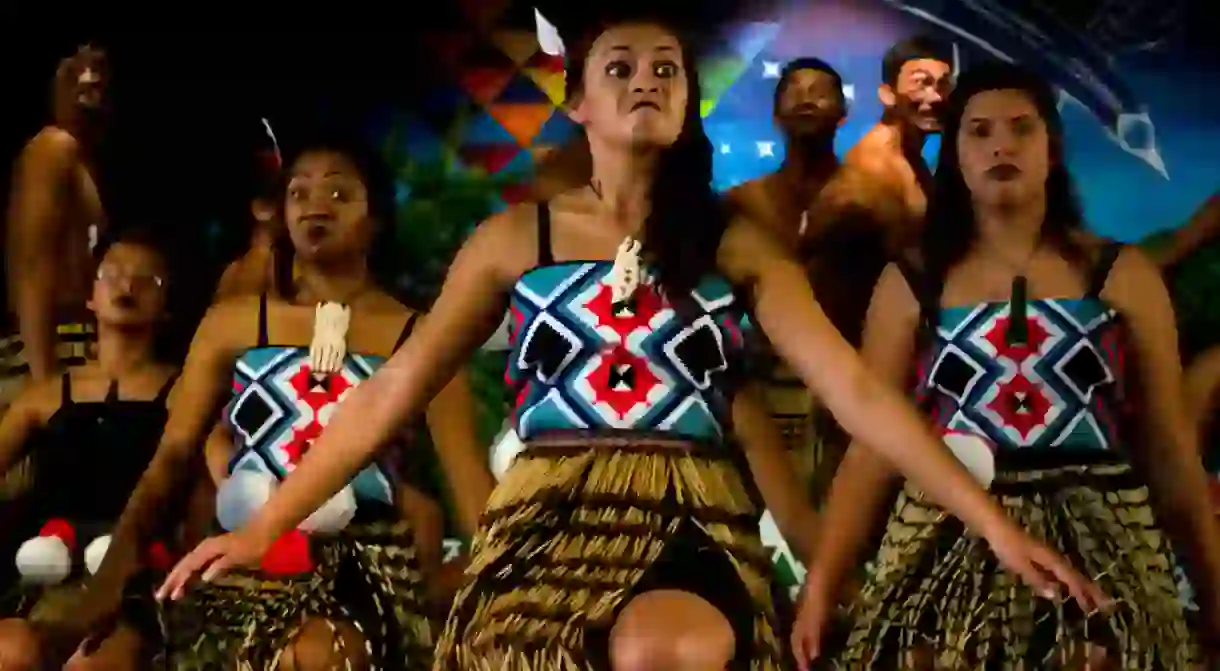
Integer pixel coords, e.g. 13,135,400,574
590,180,644,310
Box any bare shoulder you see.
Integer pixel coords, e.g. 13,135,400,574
18,127,80,169
1091,235,1165,307
199,295,262,349
458,203,540,283
13,374,66,420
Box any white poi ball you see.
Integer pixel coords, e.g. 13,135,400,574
489,424,526,481
300,485,357,534
15,536,71,585
943,430,997,488
84,535,112,575
216,469,277,532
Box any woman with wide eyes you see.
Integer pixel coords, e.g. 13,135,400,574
21,131,484,671
159,20,1103,671
791,63,1220,669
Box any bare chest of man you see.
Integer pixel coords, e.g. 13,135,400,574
56,164,107,309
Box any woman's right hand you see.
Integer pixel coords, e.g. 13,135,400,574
155,531,268,602
790,573,838,671
982,514,1109,612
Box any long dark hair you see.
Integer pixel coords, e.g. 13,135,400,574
274,127,401,300
920,62,1086,281
564,18,727,298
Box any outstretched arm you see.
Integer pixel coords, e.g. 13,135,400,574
424,367,494,537
718,218,1103,607
802,263,919,593
5,131,77,381
235,215,518,550
720,220,1000,535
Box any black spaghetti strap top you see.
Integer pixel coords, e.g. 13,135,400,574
27,370,178,524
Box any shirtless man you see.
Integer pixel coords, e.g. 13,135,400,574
813,35,955,254
727,58,844,250
3,45,112,398
725,59,848,495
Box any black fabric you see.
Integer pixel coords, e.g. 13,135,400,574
583,521,760,670
23,372,176,528
1087,242,1124,298
537,201,555,266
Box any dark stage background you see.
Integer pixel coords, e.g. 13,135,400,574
1,0,1217,593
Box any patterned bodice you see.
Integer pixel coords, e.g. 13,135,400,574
226,346,394,504
915,298,1129,452
505,261,753,441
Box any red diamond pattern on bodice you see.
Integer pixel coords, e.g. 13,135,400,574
283,367,351,465
584,284,663,340
586,345,660,418
985,373,1051,439
983,316,1049,364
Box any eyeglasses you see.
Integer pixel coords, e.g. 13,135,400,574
96,266,164,289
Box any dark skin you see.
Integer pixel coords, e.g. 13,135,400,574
213,197,281,300
794,88,1220,666
5,46,110,383
727,67,844,250
1148,190,1220,269
27,151,487,668
0,241,176,671
805,57,953,255
161,26,1103,670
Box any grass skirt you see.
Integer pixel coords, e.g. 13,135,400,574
164,518,432,670
836,453,1195,668
433,431,787,670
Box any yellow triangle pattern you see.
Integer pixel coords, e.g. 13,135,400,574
522,67,566,107
491,29,539,65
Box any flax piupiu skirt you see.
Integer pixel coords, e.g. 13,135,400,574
163,505,432,670
834,450,1195,669
433,431,788,670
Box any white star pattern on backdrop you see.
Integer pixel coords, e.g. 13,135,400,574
720,143,732,154
762,61,781,78
756,141,775,157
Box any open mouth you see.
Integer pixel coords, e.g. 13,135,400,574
114,294,137,309
985,163,1021,181
304,220,332,243
630,101,661,112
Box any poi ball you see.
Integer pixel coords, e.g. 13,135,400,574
943,430,998,489
15,519,77,585
300,485,357,533
216,469,277,532
489,425,525,481
83,535,111,575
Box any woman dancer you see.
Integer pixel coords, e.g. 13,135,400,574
32,131,483,670
0,229,177,670
791,63,1220,668
160,20,1103,671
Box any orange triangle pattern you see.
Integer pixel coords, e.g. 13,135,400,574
459,67,515,105
487,103,554,147
522,67,566,107
491,29,539,65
